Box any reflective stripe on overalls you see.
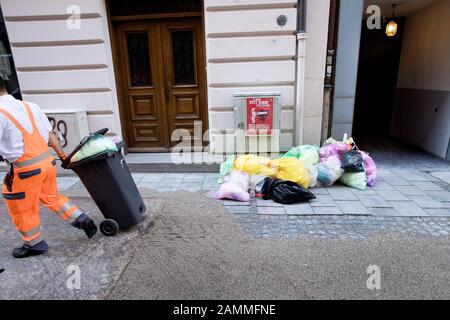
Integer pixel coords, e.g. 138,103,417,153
0,102,82,246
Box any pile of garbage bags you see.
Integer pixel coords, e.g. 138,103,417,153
215,137,377,204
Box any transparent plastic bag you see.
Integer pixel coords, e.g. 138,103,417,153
71,134,118,163
215,171,250,202
315,155,344,187
282,145,319,165
319,138,351,161
218,155,236,183
304,162,318,188
339,171,367,190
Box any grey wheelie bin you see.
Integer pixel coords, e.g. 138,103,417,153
62,128,146,236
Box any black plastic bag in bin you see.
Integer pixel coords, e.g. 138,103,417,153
259,177,316,204
341,150,365,172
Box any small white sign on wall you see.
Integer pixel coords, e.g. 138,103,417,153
44,109,89,155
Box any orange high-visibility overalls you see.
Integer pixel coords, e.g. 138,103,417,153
1,102,82,246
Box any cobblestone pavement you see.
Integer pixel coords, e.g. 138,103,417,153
2,161,449,241
232,215,450,239
33,167,450,217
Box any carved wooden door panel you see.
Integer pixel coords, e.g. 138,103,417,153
160,18,207,148
115,18,207,150
116,21,169,149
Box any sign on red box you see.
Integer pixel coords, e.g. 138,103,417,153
246,97,274,135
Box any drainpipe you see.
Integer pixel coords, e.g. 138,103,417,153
295,0,307,146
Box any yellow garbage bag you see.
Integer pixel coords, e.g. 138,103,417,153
269,157,309,189
233,155,276,177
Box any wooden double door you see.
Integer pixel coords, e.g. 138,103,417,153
115,17,207,151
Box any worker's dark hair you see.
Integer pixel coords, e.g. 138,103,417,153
0,75,6,92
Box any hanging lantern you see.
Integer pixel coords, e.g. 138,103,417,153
386,20,398,36
386,4,398,37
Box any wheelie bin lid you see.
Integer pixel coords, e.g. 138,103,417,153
62,128,125,169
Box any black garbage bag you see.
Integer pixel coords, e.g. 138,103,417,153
341,150,365,172
260,177,316,204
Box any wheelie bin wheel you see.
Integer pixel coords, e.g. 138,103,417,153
100,219,119,236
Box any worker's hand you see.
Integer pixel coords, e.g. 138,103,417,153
58,153,67,161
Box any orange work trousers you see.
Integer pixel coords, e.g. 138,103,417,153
2,156,82,246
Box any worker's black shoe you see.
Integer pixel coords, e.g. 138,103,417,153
72,214,98,239
12,240,48,259
81,217,98,239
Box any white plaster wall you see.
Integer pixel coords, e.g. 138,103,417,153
0,0,122,138
396,0,450,91
392,0,450,158
204,0,298,153
302,0,330,145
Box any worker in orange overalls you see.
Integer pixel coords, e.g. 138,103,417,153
0,77,97,258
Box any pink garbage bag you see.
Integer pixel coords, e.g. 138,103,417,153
361,151,377,187
319,141,351,161
215,171,250,202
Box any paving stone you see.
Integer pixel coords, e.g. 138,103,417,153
412,181,445,191
141,174,165,182
256,199,283,207
328,188,356,200
336,200,370,215
257,207,286,215
133,176,144,184
411,196,446,209
56,177,80,191
159,178,182,188
390,201,429,217
358,195,392,208
387,176,412,186
376,190,410,201
131,173,145,178
284,203,314,215
223,200,250,206
203,176,219,189
312,207,343,215
371,181,396,191
367,207,399,216
376,169,397,177
426,191,450,202
425,209,450,217
430,171,450,184
351,188,376,195
394,185,427,196
138,182,159,189
156,187,177,192
179,183,202,192
165,173,187,179
397,172,430,182
183,174,205,182
309,187,329,195
225,206,251,214
310,194,336,207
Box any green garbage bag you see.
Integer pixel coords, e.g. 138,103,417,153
282,145,319,165
71,134,118,163
339,171,367,191
218,155,236,183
